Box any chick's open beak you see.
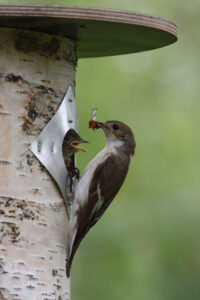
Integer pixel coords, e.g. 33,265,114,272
70,139,88,152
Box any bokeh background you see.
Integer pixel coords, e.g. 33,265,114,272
1,1,200,299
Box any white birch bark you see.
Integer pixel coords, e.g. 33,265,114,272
0,28,77,300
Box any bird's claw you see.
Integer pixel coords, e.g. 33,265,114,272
68,167,80,180
74,167,80,180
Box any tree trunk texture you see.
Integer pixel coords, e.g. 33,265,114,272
0,27,77,300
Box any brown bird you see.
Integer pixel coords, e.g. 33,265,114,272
67,120,136,276
62,129,88,191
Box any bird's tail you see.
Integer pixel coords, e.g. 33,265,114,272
66,222,92,277
66,234,83,277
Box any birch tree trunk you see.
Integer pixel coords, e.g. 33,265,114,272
0,28,77,300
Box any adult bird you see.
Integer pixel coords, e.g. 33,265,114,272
67,120,136,276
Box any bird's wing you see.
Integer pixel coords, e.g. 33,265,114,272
67,155,129,276
89,154,129,224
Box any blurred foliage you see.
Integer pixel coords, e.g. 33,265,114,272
1,1,200,299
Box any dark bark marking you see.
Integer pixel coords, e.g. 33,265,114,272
17,151,45,174
26,284,36,289
21,82,63,137
15,32,60,58
17,261,25,265
48,249,57,254
26,153,36,167
52,269,58,277
0,196,41,222
38,223,47,227
15,32,39,53
19,58,34,63
0,222,20,244
29,188,42,195
0,288,11,300
56,244,65,249
41,292,54,296
5,197,14,207
37,282,46,286
14,30,77,65
0,160,11,165
58,268,65,272
26,274,39,281
35,256,45,260
27,107,37,122
41,79,51,84
18,173,27,177
53,284,61,290
5,73,23,83
12,276,20,280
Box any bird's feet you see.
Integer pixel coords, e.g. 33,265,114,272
73,167,80,180
68,167,80,181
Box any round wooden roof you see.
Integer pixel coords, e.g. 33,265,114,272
0,5,178,58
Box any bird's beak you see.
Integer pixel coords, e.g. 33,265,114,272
94,121,106,129
94,121,109,133
70,139,89,152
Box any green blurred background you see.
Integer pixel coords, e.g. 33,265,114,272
1,1,200,299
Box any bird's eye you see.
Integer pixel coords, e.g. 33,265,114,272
112,124,119,130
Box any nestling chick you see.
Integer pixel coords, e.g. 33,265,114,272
62,129,88,191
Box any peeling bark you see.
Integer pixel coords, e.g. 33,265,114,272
0,28,77,300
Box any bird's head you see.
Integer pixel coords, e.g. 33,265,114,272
63,129,88,154
95,120,136,156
